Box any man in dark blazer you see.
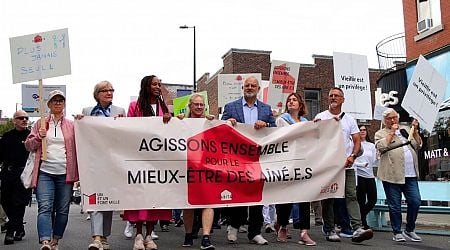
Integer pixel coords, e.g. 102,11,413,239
221,76,275,245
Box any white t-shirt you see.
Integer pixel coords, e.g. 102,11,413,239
40,116,67,175
354,141,376,178
315,110,360,158
395,130,416,177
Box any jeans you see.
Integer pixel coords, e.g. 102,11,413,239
90,211,113,237
36,171,73,242
382,178,421,234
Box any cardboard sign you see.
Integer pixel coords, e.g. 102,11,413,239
9,28,71,83
401,55,447,132
333,52,372,119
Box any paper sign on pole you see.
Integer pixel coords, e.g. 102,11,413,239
9,28,71,84
267,60,300,111
401,55,447,132
333,52,372,120
217,73,262,108
21,84,66,117
172,91,209,116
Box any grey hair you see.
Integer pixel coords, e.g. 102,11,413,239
188,93,204,105
93,81,113,102
382,108,399,125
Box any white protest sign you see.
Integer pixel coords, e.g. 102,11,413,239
21,84,66,117
333,52,372,119
217,73,262,108
267,60,300,110
75,118,345,211
401,55,447,132
9,28,71,83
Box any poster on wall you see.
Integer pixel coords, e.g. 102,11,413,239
9,28,71,84
333,52,372,120
401,55,447,132
21,84,66,117
217,73,262,108
267,60,300,111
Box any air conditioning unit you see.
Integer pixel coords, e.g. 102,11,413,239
417,18,433,33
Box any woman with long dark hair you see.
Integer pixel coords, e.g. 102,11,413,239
124,75,172,250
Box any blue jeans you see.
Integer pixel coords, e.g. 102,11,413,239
36,171,73,242
382,178,421,234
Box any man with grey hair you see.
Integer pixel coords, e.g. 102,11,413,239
0,110,32,245
315,87,374,243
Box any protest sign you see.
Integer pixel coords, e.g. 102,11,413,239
217,73,262,108
9,28,71,84
75,118,346,211
267,60,300,110
21,84,66,117
401,55,447,132
333,52,372,119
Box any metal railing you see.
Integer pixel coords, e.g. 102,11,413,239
376,33,406,70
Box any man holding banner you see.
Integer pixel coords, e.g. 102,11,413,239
221,76,275,245
315,87,373,243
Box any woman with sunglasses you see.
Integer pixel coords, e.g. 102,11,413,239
25,90,79,250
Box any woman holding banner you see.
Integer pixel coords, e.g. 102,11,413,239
25,90,79,250
177,93,215,249
124,75,171,250
76,80,126,250
375,108,423,242
274,93,316,246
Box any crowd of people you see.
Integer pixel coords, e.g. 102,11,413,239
0,75,424,249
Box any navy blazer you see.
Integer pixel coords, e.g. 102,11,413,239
221,97,276,127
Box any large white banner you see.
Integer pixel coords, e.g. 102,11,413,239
75,118,346,211
217,73,262,108
21,84,66,117
333,52,372,119
9,28,71,84
268,60,300,111
401,55,447,132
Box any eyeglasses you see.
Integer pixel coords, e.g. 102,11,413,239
191,103,205,107
99,89,115,93
51,99,65,104
15,116,29,121
329,94,343,98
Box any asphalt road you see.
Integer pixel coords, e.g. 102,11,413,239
2,203,449,249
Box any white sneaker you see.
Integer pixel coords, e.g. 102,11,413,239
402,230,422,242
133,234,145,250
238,225,248,233
151,231,159,240
124,222,133,239
249,234,268,245
227,226,238,243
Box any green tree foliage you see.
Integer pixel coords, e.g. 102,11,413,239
0,119,14,137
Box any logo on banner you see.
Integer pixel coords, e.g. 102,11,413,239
186,124,264,205
84,193,120,205
320,182,339,194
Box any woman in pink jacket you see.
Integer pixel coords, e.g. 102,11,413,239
125,75,171,250
25,90,78,250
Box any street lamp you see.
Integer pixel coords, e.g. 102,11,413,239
179,25,196,92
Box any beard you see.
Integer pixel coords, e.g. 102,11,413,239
244,92,257,99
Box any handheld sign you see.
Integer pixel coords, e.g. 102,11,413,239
267,60,300,110
9,28,71,84
21,84,66,117
401,55,447,132
217,73,262,108
333,52,372,120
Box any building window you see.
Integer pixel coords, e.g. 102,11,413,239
416,0,441,33
304,89,320,121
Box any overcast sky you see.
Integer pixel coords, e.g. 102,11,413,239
0,0,405,118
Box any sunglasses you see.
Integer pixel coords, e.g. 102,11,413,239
15,116,29,121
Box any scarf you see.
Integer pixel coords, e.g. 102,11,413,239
90,102,112,117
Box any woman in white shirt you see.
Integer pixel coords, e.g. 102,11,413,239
354,125,377,230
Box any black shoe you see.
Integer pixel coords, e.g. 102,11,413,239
14,231,25,241
4,234,14,245
161,224,169,232
200,235,215,249
182,233,193,247
175,219,184,227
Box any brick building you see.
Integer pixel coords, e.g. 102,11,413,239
197,48,383,136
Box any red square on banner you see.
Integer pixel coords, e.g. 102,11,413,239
88,193,96,205
187,124,264,205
